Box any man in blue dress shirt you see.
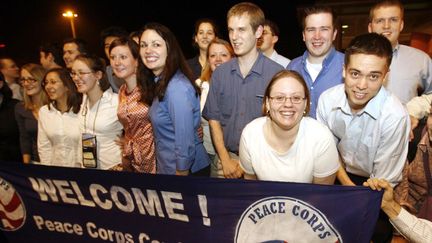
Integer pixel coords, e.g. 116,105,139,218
287,5,344,118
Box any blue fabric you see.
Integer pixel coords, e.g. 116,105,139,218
287,47,344,118
150,71,209,174
203,52,283,153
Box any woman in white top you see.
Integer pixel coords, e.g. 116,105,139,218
71,54,123,170
38,68,82,167
239,70,339,184
196,38,234,169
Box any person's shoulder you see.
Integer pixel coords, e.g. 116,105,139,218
14,101,24,111
321,83,344,98
382,92,408,118
243,117,266,134
399,44,430,59
302,117,332,133
286,55,303,70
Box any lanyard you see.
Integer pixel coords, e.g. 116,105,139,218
83,96,101,134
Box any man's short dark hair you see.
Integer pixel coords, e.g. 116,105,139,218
100,26,128,45
39,42,65,67
63,38,89,54
301,5,337,30
345,33,393,67
263,19,280,37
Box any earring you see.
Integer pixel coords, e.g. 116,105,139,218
97,80,100,86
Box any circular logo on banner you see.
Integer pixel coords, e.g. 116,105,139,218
0,177,26,231
234,197,342,243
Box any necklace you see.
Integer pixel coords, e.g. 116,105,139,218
83,96,102,134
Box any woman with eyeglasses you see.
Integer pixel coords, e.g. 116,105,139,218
14,63,48,163
239,70,339,184
71,54,123,170
109,37,156,173
38,68,82,167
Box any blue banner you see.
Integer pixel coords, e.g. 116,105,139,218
0,162,381,243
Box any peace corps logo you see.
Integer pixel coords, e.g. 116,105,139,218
0,177,26,231
234,197,342,243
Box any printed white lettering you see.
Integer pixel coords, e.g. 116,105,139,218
28,177,58,202
132,188,165,218
33,215,83,235
161,191,188,222
90,184,113,210
111,186,134,212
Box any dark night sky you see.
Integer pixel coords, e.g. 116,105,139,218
1,0,313,65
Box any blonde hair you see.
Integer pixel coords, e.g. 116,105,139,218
227,2,265,32
21,63,48,111
199,38,234,82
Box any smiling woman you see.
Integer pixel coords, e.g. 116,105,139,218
38,68,82,168
239,70,339,184
14,64,48,163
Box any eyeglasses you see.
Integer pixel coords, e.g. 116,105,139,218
20,77,38,84
70,71,93,78
269,95,305,104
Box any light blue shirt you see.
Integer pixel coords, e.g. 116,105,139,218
150,71,209,174
287,47,344,118
317,84,409,186
387,44,432,104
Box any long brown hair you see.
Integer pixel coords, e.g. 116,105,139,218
141,22,199,100
43,68,82,114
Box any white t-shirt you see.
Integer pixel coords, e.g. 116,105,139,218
306,59,322,83
239,116,339,183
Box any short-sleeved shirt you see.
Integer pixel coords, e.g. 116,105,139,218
239,116,339,183
203,52,283,153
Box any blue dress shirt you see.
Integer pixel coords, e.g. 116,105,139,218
150,71,209,174
287,47,344,118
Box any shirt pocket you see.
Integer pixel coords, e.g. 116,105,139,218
220,93,234,118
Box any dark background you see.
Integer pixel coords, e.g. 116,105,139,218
1,0,313,65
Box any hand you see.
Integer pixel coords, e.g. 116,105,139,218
221,158,243,179
409,115,419,141
363,178,394,210
197,126,204,140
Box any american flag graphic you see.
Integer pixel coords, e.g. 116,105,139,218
0,178,26,231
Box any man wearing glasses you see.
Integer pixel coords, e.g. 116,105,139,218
317,33,410,243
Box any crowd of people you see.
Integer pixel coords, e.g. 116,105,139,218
1,0,432,242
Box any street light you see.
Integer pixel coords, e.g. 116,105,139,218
62,10,78,38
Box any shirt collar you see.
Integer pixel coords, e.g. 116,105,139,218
336,86,387,119
231,51,266,77
392,43,400,57
302,46,336,67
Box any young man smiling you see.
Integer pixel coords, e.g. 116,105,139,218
287,5,344,118
203,2,283,178
317,32,410,243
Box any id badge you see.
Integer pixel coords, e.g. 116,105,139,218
82,133,97,168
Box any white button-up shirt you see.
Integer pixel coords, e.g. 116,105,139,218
79,88,123,169
317,84,410,186
38,105,81,168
